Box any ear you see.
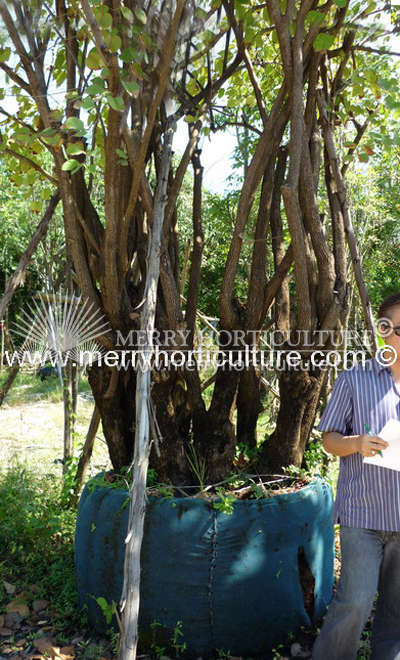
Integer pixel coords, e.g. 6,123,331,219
377,318,392,338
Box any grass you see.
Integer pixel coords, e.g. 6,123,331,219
0,369,92,406
0,466,80,630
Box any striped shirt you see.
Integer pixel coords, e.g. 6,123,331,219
318,357,400,531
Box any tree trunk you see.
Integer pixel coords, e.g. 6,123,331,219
0,365,20,408
119,117,177,660
199,351,240,482
69,405,101,507
88,364,135,471
0,192,60,321
257,366,326,472
236,366,264,448
63,362,73,473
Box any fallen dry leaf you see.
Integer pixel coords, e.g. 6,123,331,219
15,591,30,602
3,581,16,596
0,627,13,635
5,612,22,629
1,645,13,654
26,618,37,627
29,585,41,594
34,636,60,658
32,600,49,614
6,601,30,618
15,638,27,647
59,646,75,659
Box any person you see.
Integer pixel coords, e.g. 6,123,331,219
311,292,400,660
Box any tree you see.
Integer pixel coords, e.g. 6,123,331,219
0,0,399,485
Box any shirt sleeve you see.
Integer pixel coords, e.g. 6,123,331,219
317,370,353,435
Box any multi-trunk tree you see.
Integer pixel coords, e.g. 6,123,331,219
0,0,399,482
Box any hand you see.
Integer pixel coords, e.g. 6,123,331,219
356,434,389,457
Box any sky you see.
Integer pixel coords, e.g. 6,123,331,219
173,119,239,194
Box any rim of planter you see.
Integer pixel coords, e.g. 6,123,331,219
82,471,327,503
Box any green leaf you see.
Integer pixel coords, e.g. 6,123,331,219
26,172,36,185
116,148,128,159
107,95,125,112
306,11,326,26
39,127,58,137
382,135,392,152
96,597,108,610
66,141,86,155
62,159,82,172
378,77,397,92
86,50,103,70
42,134,62,146
80,97,95,110
50,109,63,122
333,0,347,6
14,131,34,146
140,33,152,49
122,79,139,94
134,7,147,23
130,62,143,79
87,82,104,96
121,6,134,23
353,83,364,97
386,95,400,110
313,33,335,51
41,187,53,200
95,9,112,28
10,173,23,186
0,47,11,63
120,47,137,63
64,117,85,132
31,200,43,212
107,33,122,52
365,70,377,84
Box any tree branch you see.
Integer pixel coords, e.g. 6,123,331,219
120,0,186,280
0,191,60,320
317,89,378,354
2,147,58,185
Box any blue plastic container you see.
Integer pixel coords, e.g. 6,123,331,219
75,476,334,657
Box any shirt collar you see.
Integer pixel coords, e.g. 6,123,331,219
371,356,390,374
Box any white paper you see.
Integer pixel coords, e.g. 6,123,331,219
364,419,400,471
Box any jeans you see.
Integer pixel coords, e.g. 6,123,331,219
311,526,400,660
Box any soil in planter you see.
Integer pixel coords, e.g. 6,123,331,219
98,470,313,503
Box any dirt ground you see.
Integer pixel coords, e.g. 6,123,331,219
0,392,110,476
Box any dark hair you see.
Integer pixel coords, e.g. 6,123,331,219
378,292,400,321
